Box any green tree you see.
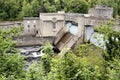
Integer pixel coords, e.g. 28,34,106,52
96,20,120,61
0,27,26,79
76,44,104,70
26,42,54,80
0,0,20,21
88,0,101,7
21,0,33,17
0,0,8,21
31,0,40,17
96,20,120,80
47,50,103,80
21,0,41,17
45,1,57,12
106,59,120,80
26,61,46,80
63,0,89,13
41,42,54,75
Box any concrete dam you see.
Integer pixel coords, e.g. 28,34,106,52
0,5,120,51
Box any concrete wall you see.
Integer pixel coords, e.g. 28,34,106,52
23,17,40,36
16,36,55,46
89,5,113,19
40,13,65,36
0,5,116,47
0,21,23,30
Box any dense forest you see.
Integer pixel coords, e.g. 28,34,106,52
0,0,120,21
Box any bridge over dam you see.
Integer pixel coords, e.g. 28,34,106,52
0,5,120,51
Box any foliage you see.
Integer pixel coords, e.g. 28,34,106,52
76,44,104,70
45,1,57,12
106,59,120,80
21,0,40,17
41,53,52,76
43,42,54,55
26,42,54,80
0,0,20,21
96,20,120,61
63,0,89,13
0,27,26,79
88,0,101,7
25,43,103,80
26,61,46,80
31,0,40,17
96,20,120,80
21,0,33,17
105,31,120,60
0,0,120,21
47,50,103,80
0,27,22,54
41,42,54,75
95,19,114,40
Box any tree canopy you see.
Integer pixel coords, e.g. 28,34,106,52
0,27,26,79
0,0,119,21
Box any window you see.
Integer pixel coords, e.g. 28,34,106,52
34,25,36,32
28,25,30,28
28,25,30,32
34,25,36,28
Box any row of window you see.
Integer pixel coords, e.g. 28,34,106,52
27,25,37,32
28,25,36,28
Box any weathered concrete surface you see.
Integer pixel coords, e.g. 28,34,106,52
55,32,82,51
15,36,55,47
89,5,113,19
0,21,23,30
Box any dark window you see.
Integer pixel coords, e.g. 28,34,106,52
34,25,36,28
28,25,30,28
34,25,36,32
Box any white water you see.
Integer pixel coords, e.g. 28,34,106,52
66,22,78,35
